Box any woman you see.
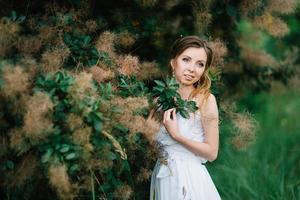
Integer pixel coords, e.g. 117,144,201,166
150,35,221,199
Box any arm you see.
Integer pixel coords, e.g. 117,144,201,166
163,94,219,162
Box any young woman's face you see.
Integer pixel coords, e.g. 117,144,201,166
170,47,207,87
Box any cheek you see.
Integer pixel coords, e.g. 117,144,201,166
196,68,205,77
174,62,185,72
176,60,189,71
174,69,183,77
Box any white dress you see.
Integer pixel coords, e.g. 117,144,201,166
150,109,221,200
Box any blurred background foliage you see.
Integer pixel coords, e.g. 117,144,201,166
0,0,299,199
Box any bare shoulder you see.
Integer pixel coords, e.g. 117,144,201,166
205,93,218,112
195,93,217,106
196,93,218,117
206,93,217,107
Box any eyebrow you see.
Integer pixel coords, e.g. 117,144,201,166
182,55,206,63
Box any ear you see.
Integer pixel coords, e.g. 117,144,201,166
170,59,175,70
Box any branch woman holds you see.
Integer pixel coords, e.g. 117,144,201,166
150,35,221,199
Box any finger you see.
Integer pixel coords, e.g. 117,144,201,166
173,108,177,120
163,109,169,123
165,109,171,121
170,108,175,120
167,108,173,112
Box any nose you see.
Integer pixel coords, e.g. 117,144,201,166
187,62,196,72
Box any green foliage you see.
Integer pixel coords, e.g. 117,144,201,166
35,71,74,95
35,71,74,122
87,110,103,133
38,128,81,173
236,19,271,51
15,70,133,198
2,10,26,23
152,77,198,118
117,74,149,97
98,82,114,100
63,32,102,68
0,160,14,170
98,51,114,66
33,72,91,173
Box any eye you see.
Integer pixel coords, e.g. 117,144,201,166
182,57,189,62
197,62,205,68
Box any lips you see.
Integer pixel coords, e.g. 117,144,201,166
184,74,194,80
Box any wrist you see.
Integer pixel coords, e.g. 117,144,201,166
172,132,181,141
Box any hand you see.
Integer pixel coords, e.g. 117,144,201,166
163,108,179,140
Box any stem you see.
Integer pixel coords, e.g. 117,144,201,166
90,169,95,200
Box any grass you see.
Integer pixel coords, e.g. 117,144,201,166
208,90,300,200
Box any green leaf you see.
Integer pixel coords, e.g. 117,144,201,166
65,153,76,160
41,149,53,163
5,160,14,170
94,112,103,119
94,121,102,132
59,145,70,153
179,109,190,119
11,11,17,21
154,80,165,87
108,152,117,160
174,93,181,99
226,5,237,18
114,124,129,132
70,164,80,172
17,15,26,23
165,90,173,98
83,36,91,44
153,86,164,92
169,77,178,86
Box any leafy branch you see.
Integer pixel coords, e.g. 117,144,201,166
152,76,198,119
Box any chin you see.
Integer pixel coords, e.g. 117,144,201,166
180,81,196,87
180,79,196,86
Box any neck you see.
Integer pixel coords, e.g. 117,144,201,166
178,84,194,100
